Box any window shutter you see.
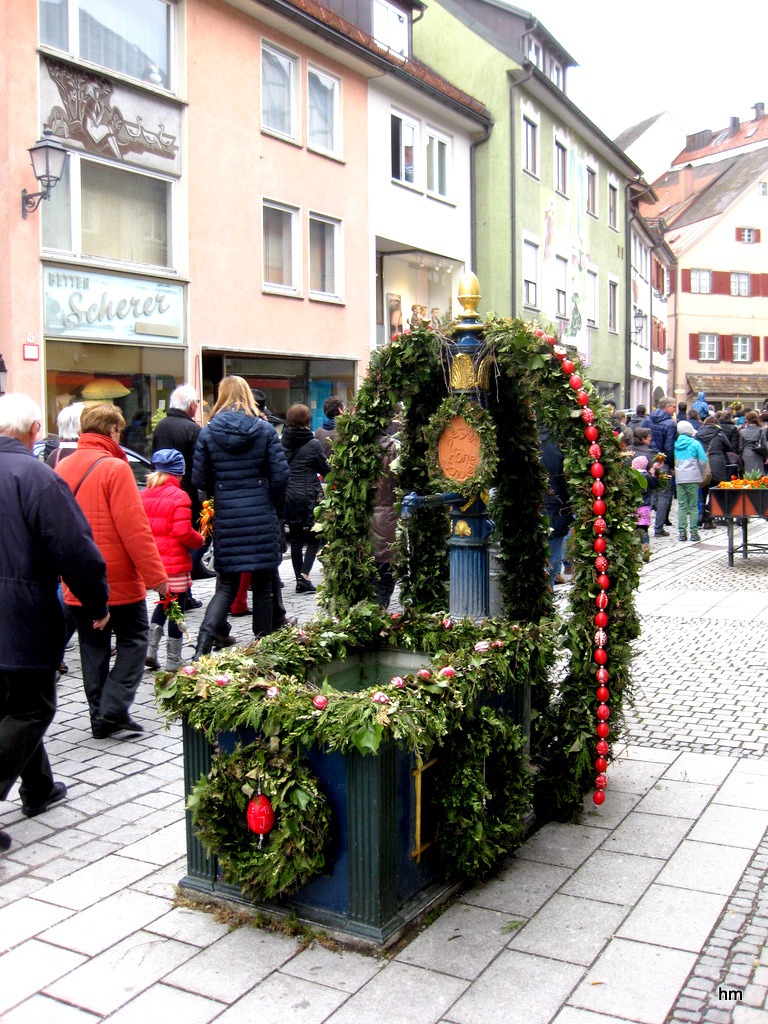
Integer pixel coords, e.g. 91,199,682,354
689,333,699,359
753,336,761,362
668,271,675,294
756,229,762,243
712,271,730,294
736,227,744,242
762,274,768,297
721,335,733,362
661,327,667,355
764,337,768,362
752,274,762,297
681,269,691,292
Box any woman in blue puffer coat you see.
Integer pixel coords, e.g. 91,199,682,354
191,376,289,657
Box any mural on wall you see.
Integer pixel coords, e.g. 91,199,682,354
43,57,178,164
541,164,589,362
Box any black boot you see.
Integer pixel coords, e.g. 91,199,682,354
193,629,215,660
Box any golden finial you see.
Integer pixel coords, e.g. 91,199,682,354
457,273,481,322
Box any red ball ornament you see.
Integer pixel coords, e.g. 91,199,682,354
596,591,609,609
588,443,602,460
596,686,610,702
590,462,604,479
594,556,608,574
595,756,608,772
595,611,608,628
553,344,567,359
596,739,609,756
593,790,606,805
534,328,544,337
596,667,609,684
595,774,608,790
593,518,606,534
596,722,610,738
585,425,599,442
597,573,610,590
593,500,606,517
569,374,583,390
593,537,607,554
594,629,607,648
545,335,555,345
596,704,610,721
581,408,595,423
246,794,275,835
577,391,591,407
594,647,608,665
592,480,605,497
313,694,328,710
562,358,575,375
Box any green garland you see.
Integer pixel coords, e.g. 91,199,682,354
424,394,499,500
187,741,331,902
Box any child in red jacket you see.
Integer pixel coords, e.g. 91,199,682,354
141,448,204,670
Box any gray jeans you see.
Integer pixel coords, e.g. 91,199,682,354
74,600,149,722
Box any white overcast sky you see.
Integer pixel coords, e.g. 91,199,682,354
525,0,768,141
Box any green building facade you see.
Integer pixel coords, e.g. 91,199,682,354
413,0,643,402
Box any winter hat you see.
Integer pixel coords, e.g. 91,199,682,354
677,420,695,436
152,448,185,475
631,455,648,472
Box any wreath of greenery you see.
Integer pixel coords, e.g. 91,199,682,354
187,741,331,902
423,394,499,500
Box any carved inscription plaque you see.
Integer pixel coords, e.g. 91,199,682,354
437,416,481,483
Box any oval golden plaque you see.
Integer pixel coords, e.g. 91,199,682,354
437,416,481,483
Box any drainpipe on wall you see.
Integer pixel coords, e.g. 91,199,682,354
509,68,534,318
624,183,635,408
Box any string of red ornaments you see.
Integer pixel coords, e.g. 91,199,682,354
536,329,610,806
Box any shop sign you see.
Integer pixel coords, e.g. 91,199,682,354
43,266,184,345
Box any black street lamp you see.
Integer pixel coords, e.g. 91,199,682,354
21,129,68,219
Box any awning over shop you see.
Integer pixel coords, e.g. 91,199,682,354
686,373,768,403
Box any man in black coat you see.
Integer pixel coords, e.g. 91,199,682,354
0,394,109,851
648,396,677,537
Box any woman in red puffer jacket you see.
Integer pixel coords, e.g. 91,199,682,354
141,448,204,671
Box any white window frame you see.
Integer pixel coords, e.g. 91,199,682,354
608,277,619,333
308,211,342,302
527,37,543,69
607,182,618,231
554,139,567,196
262,199,301,296
586,267,599,327
555,254,568,318
759,184,767,197
261,42,299,143
691,269,711,294
733,334,752,362
373,0,408,57
550,59,563,89
391,110,419,187
522,116,539,178
39,0,176,92
698,333,718,361
307,65,341,158
41,152,175,272
426,127,451,199
731,272,751,297
522,235,540,310
742,227,756,243
586,166,597,216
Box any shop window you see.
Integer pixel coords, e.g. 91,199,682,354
39,0,173,90
309,213,340,300
391,113,416,185
308,67,340,157
262,43,297,141
373,0,408,57
263,201,299,294
426,130,449,198
43,155,172,269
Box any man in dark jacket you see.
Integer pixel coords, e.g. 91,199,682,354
314,395,344,457
649,396,677,536
539,424,573,586
0,394,109,851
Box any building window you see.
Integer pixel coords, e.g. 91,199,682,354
740,227,757,243
550,59,562,89
608,280,618,332
731,272,751,296
523,117,537,176
43,156,172,268
691,269,712,294
262,201,299,294
586,168,596,215
523,240,538,308
608,184,618,229
586,269,598,326
699,333,718,361
373,0,408,57
555,255,568,317
39,0,173,89
733,335,751,362
527,38,542,69
760,183,767,196
309,213,340,300
555,141,567,195
426,130,449,198
262,44,297,140
391,113,417,185
307,67,340,156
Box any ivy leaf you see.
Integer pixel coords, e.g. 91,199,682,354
351,723,383,756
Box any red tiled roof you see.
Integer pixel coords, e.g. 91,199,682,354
280,0,490,120
672,115,768,165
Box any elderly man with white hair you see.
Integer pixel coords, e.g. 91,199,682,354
0,394,109,851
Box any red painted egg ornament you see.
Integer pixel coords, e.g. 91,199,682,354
534,328,544,337
595,774,608,790
247,793,275,848
553,344,568,359
594,537,607,554
596,722,610,738
596,591,609,609
594,556,608,574
595,612,608,629
561,358,575,375
596,686,609,702
313,694,329,710
596,739,609,756
593,500,606,517
581,408,595,424
590,463,604,479
594,648,608,665
588,443,602,460
594,629,608,648
596,667,609,684
546,334,556,345
597,574,610,590
593,518,606,535
595,756,608,772
592,479,605,497
593,790,606,806
596,704,610,721
569,374,583,390
585,425,599,442
577,391,591,407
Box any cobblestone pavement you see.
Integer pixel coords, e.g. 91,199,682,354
3,527,768,1022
